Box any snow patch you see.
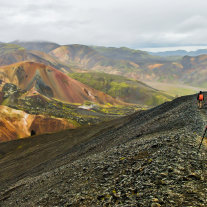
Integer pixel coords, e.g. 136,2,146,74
78,104,95,110
23,114,29,126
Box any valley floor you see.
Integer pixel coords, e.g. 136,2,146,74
145,81,207,97
0,94,207,206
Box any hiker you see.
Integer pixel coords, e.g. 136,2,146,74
31,129,36,136
197,91,204,109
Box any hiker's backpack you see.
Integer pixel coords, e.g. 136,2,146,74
199,94,204,101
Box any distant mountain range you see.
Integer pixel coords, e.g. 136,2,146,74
149,49,207,57
0,43,71,72
48,43,207,87
49,44,142,75
1,40,207,88
49,44,182,81
1,41,207,88
11,41,60,53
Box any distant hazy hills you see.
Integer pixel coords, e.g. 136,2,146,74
150,48,207,57
0,43,71,72
91,46,177,64
11,41,60,53
49,44,141,75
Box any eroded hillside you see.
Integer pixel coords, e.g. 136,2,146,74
0,105,75,142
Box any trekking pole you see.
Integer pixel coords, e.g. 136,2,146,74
198,126,207,153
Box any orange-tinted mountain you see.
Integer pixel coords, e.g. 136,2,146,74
0,43,71,72
0,61,123,105
0,105,75,143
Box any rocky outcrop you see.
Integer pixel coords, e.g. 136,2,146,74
30,116,73,136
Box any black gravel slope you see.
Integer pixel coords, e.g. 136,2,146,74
0,94,207,206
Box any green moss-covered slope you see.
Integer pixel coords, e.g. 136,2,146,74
0,43,25,56
69,72,172,106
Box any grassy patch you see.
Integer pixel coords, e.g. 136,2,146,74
145,81,201,97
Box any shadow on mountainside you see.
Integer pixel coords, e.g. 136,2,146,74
0,94,207,206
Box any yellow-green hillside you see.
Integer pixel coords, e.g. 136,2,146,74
69,72,172,106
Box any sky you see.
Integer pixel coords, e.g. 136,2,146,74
1,0,207,51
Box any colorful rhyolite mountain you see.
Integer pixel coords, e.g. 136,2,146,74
49,44,183,81
3,42,207,88
0,105,75,142
0,61,123,105
49,44,207,88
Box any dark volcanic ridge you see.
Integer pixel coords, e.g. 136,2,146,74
0,94,207,206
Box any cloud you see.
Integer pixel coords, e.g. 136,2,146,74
0,0,207,48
